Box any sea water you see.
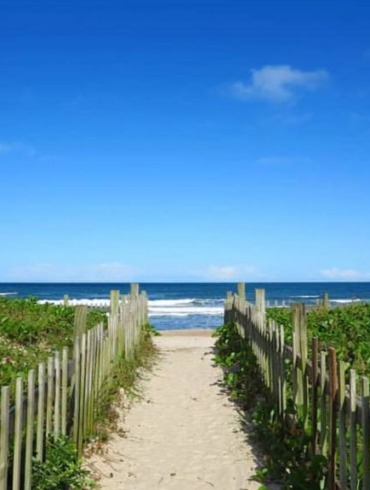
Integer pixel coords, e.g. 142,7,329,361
1,282,370,330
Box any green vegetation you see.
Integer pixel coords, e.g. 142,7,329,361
267,303,370,376
0,297,158,489
32,435,95,490
215,304,370,488
90,322,158,442
0,297,107,389
213,322,326,489
213,323,262,409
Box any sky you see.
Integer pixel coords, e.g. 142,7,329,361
1,0,370,282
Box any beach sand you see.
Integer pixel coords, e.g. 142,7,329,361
87,329,262,490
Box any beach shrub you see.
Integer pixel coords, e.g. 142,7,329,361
267,303,370,377
0,297,107,391
88,323,157,442
213,322,327,489
213,322,262,409
32,435,95,490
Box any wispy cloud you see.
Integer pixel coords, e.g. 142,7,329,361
0,141,37,158
320,267,370,281
8,262,137,282
230,65,329,103
0,140,57,163
200,265,261,281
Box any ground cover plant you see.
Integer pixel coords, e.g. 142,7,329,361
89,322,158,443
267,302,370,377
0,296,158,488
32,435,95,490
213,322,327,489
0,297,106,391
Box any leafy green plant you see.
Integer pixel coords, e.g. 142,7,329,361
213,322,327,489
252,400,327,489
142,322,161,337
32,436,95,489
90,325,158,441
213,322,262,409
0,297,107,391
267,303,370,378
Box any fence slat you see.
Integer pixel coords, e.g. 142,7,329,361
0,386,10,490
46,356,54,437
320,351,328,456
54,351,61,437
36,363,46,460
349,369,357,490
73,337,81,445
61,347,68,436
228,286,370,487
24,369,36,490
78,333,87,455
12,377,23,490
338,360,347,488
0,286,148,489
311,337,319,455
361,377,370,490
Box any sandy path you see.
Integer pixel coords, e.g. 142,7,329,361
88,330,260,490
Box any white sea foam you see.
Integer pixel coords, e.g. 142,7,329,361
148,299,195,306
38,299,111,307
150,312,190,317
291,295,319,299
37,297,224,318
149,306,223,316
330,299,363,304
0,292,18,296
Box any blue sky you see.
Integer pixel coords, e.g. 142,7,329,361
1,0,370,282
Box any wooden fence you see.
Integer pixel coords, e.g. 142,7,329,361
225,283,370,490
0,284,148,490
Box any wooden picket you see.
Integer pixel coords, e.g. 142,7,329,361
0,285,148,489
227,282,370,488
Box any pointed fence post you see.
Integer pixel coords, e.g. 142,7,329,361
74,305,87,337
361,377,370,489
0,386,10,490
130,283,139,297
224,291,233,324
110,290,120,317
237,282,246,301
328,347,338,490
311,337,319,455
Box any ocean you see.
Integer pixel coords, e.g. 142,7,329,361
1,282,370,330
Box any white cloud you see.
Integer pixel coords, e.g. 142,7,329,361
0,141,37,157
231,65,328,103
320,267,370,281
8,262,137,282
201,265,260,281
0,142,16,154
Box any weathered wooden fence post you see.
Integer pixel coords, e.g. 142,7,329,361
74,305,87,337
0,386,10,490
311,337,319,455
0,286,150,488
110,289,120,316
349,369,357,489
322,292,330,309
328,347,338,490
291,303,308,423
224,291,233,324
361,376,370,489
237,282,246,301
